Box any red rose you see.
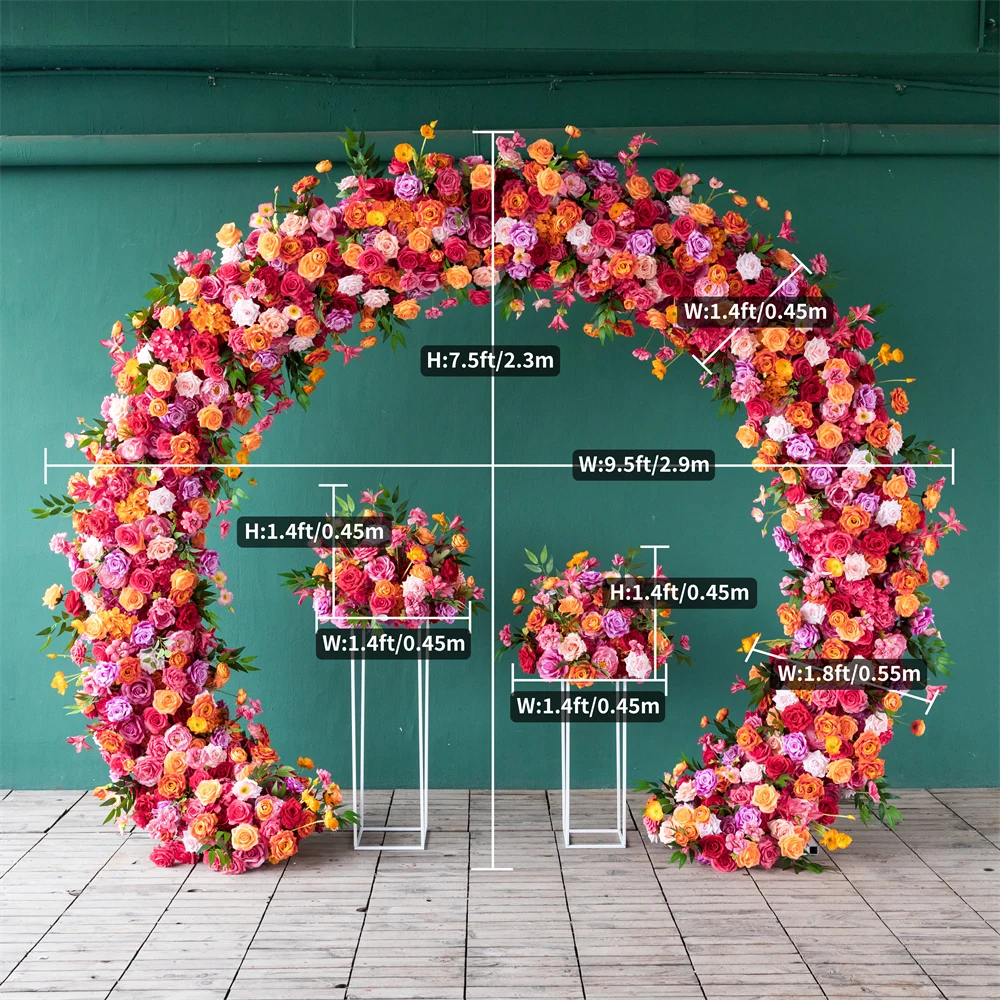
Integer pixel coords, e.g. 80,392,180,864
518,645,537,674
469,289,491,306
527,188,551,213
469,188,492,214
189,261,212,279
177,602,202,630
226,800,253,826
656,267,686,299
442,237,467,263
799,377,825,403
854,326,874,350
439,558,460,584
336,565,365,595
143,707,168,733
355,248,385,274
652,168,680,193
529,243,550,267
765,755,790,780
857,363,876,384
590,220,617,247
279,797,302,830
671,215,696,240
827,595,851,615
758,836,780,869
396,247,420,271
781,701,814,733
698,834,726,861
216,262,240,284
529,272,553,290
633,198,658,227
150,845,176,868
711,852,739,873
64,590,85,618
744,397,771,424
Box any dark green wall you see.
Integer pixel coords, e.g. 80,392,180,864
2,0,998,791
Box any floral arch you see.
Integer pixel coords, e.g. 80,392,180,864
38,124,961,874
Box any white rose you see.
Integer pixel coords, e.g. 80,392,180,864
735,252,762,281
764,415,794,443
800,602,827,625
174,371,202,398
843,552,870,581
230,298,259,327
740,761,764,783
802,751,830,778
803,336,831,366
148,486,176,514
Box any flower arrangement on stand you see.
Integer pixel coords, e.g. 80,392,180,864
280,486,486,627
498,547,690,683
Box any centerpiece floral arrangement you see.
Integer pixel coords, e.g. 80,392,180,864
280,486,486,627
498,547,690,684
38,120,961,874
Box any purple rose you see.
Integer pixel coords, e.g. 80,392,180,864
588,159,619,184
435,603,458,623
179,477,203,501
781,732,808,761
855,491,880,515
508,221,538,251
325,308,354,332
901,463,917,489
734,805,762,831
198,550,220,576
124,675,155,706
855,384,877,410
806,464,836,488
785,434,816,461
394,173,423,201
909,606,935,635
578,570,604,590
537,650,567,681
793,624,820,650
91,661,118,688
601,609,629,639
105,695,133,723
131,621,156,649
98,550,131,590
626,229,656,256
254,350,279,370
506,262,534,281
118,715,145,745
772,526,793,554
210,729,232,748
686,231,713,264
693,768,718,797
188,659,210,687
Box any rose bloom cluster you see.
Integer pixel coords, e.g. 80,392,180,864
498,551,689,685
41,200,363,869
642,681,911,871
290,495,484,627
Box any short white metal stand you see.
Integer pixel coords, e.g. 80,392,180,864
560,679,628,849
350,641,429,851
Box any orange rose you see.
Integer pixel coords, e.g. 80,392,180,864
828,381,855,405
469,164,494,190
268,829,298,864
157,774,185,800
751,783,780,814
558,596,583,617
153,689,182,715
736,841,761,869
815,421,843,449
197,404,223,431
526,138,555,164
190,813,218,842
297,248,329,281
231,823,259,852
853,732,881,761
882,691,902,712
793,774,823,800
393,299,420,321
525,608,547,633
443,265,472,289
813,713,840,740
536,167,562,197
894,593,920,617
838,505,871,536
735,424,760,449
778,831,808,859
626,173,654,201
760,327,790,353
215,222,242,248
257,230,281,261
826,758,854,785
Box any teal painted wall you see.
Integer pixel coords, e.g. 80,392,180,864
2,1,998,791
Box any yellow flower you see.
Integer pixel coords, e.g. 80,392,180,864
737,632,761,654
644,796,664,822
315,159,333,173
394,143,415,163
420,120,438,140
432,512,448,527
50,671,68,696
323,808,340,831
564,125,581,138
42,584,64,610
566,550,589,569
297,756,314,770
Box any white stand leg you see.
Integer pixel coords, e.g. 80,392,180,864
350,638,429,851
560,679,628,849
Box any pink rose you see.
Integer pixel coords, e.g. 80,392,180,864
590,220,617,247
838,689,869,714
132,755,162,786
757,836,780,869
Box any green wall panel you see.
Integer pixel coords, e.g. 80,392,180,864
1,153,996,791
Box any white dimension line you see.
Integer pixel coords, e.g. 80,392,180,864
739,641,942,714
470,128,514,873
639,544,671,697
693,254,810,375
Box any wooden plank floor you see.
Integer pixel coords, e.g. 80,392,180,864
1,787,997,999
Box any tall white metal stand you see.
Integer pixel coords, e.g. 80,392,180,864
350,638,430,851
560,679,628,849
